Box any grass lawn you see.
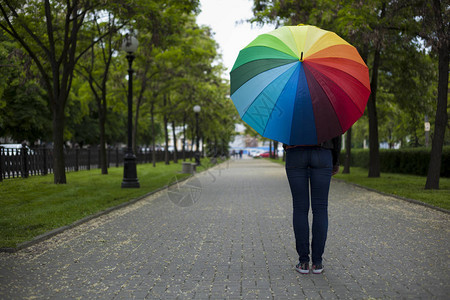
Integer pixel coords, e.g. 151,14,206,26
267,158,450,211
0,159,214,248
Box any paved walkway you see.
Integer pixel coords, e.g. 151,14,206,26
0,159,449,299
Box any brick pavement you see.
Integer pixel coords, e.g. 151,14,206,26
0,158,449,299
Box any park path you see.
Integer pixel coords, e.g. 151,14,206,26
0,158,449,299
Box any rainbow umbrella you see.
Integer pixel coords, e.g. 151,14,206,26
230,25,371,145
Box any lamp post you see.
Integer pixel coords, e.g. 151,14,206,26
193,105,201,165
121,34,140,188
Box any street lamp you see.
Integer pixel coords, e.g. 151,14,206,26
193,105,201,165
121,34,140,188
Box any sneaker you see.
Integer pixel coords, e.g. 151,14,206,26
312,264,324,274
295,262,310,274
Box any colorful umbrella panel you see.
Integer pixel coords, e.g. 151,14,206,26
230,25,371,145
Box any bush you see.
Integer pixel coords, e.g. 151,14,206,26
341,146,450,177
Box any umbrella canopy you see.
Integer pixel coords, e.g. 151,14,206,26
230,25,371,145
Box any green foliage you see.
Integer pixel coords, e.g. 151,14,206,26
0,36,51,143
251,0,326,26
375,29,437,147
0,0,235,151
65,101,100,146
251,0,449,187
344,147,450,177
0,82,51,143
129,15,236,154
136,110,164,146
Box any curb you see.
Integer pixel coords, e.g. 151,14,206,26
332,178,450,215
0,160,227,253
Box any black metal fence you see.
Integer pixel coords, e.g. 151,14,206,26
0,147,195,181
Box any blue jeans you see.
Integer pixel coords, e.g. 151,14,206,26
285,147,332,265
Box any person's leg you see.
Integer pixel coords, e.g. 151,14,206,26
285,149,310,264
309,148,332,266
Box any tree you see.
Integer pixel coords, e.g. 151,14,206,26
366,2,383,177
337,0,387,177
132,19,224,164
65,93,100,147
251,0,441,179
0,0,201,180
76,12,120,174
251,0,330,28
416,0,449,189
342,128,352,173
336,26,369,173
0,0,114,183
0,35,51,143
378,40,436,148
128,1,201,156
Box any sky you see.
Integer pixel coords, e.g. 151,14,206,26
197,0,275,75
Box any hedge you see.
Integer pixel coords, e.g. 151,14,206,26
341,146,450,177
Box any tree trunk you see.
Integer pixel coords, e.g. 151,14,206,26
164,118,169,164
214,136,218,157
343,128,352,174
182,115,186,161
96,60,109,175
52,103,66,184
132,64,149,155
269,140,273,158
133,97,140,155
343,42,368,175
273,141,278,158
190,126,195,152
172,120,178,163
368,40,381,178
425,0,449,189
151,102,156,167
164,114,170,165
95,15,113,175
98,106,108,174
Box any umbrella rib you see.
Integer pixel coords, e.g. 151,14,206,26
261,85,288,138
230,58,298,95
261,63,304,141
241,63,299,138
289,62,317,145
241,89,279,135
304,62,368,115
306,57,370,90
303,64,344,142
303,63,366,136
306,44,366,66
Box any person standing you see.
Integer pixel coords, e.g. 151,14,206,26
284,136,341,274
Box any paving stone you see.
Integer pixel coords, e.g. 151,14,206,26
0,159,449,299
